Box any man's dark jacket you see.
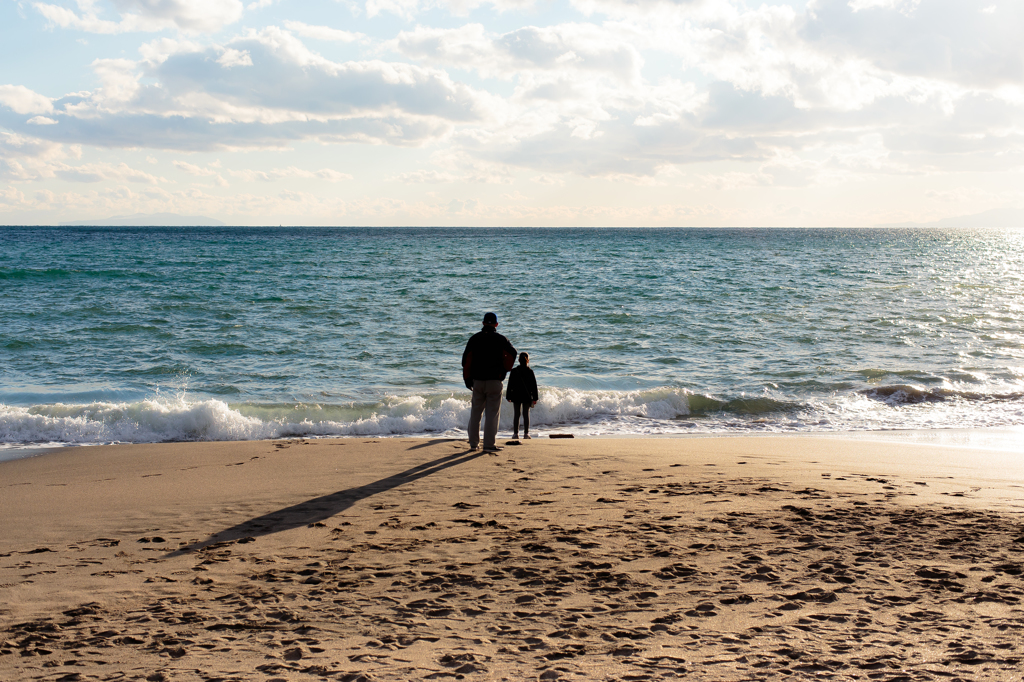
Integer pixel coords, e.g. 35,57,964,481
462,327,516,387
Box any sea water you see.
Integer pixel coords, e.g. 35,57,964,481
2,226,1023,450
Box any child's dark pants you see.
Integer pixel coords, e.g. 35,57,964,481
512,402,530,436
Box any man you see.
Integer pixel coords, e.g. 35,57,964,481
462,312,516,452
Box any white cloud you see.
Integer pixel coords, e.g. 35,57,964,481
0,84,54,115
217,48,253,67
365,0,421,19
0,131,67,181
0,132,169,185
54,161,166,184
283,20,366,43
90,58,142,105
173,159,229,185
802,0,1024,89
120,0,243,32
33,0,244,34
388,166,511,183
145,27,491,126
7,0,1024,226
173,159,217,175
0,28,493,152
361,0,539,19
570,0,718,20
389,169,461,183
315,168,352,181
229,166,353,182
392,22,670,161
0,186,29,208
847,0,919,13
394,23,644,85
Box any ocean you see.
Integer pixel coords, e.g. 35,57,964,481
2,226,1023,453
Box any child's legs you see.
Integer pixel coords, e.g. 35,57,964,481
512,402,522,434
519,403,531,435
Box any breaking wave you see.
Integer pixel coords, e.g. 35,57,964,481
860,384,1024,405
3,384,1024,447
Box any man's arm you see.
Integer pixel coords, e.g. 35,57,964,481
462,337,475,389
463,333,480,368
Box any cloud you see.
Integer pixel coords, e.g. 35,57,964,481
283,20,367,43
216,48,253,67
394,23,644,85
0,134,167,184
33,0,244,34
551,0,1021,122
0,131,68,181
89,58,143,106
389,169,462,183
392,22,688,163
361,0,538,19
478,114,765,177
0,84,54,115
0,132,64,159
150,29,487,123
2,130,172,187
802,0,1024,89
314,168,353,181
0,186,29,209
0,28,492,152
229,166,353,182
388,165,512,183
0,105,458,152
483,0,1024,179
173,159,216,174
54,161,167,184
8,0,1024,215
173,159,229,185
569,0,719,20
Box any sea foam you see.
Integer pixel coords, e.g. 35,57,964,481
3,383,1024,447
0,388,699,445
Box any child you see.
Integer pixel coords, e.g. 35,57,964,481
506,352,539,439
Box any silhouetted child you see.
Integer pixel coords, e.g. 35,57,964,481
505,352,539,439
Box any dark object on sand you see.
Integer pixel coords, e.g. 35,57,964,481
549,434,575,439
506,440,521,445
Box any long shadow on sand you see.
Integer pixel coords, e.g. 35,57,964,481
167,448,484,558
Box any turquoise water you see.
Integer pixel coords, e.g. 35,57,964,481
2,226,1023,446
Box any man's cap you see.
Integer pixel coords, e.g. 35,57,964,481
483,312,498,324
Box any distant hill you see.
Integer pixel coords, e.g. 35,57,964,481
877,207,1024,228
61,213,225,227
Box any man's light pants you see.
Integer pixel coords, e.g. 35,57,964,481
469,379,503,448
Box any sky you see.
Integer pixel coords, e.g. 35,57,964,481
1,0,1023,227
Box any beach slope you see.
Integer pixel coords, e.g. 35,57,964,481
2,436,1023,680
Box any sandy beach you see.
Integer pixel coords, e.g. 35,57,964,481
2,435,1023,681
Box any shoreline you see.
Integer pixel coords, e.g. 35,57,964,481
3,435,1023,679
3,424,1023,464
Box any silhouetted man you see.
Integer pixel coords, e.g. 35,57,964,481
462,312,516,452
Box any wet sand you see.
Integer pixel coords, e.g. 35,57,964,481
2,436,1023,681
